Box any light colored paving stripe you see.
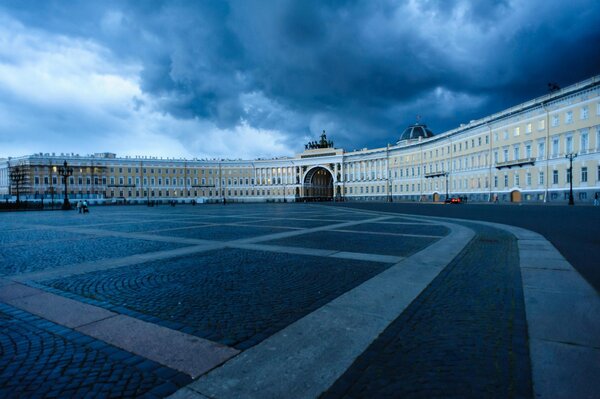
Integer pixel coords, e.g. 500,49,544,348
78,315,239,378
230,243,403,264
499,224,600,399
230,243,339,258
328,251,404,264
0,281,239,378
11,243,226,283
29,224,215,245
2,284,117,328
0,282,44,301
178,220,474,399
330,228,445,239
231,215,393,244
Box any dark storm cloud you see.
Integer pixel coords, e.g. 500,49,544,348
1,0,599,156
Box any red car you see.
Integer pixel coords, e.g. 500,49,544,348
444,197,462,204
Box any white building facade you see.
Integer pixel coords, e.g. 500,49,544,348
2,75,600,204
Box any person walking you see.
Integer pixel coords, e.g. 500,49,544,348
594,192,599,206
77,201,82,214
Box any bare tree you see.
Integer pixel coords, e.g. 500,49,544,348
9,164,29,204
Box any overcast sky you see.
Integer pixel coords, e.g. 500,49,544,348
1,0,599,160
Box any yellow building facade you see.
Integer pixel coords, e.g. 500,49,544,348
2,75,600,204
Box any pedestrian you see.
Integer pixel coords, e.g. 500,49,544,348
82,200,89,213
77,201,82,214
594,192,599,206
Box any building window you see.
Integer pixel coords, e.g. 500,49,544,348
565,111,573,124
526,172,531,186
553,170,558,184
552,138,559,157
581,106,588,120
515,174,520,187
525,144,532,158
538,142,545,159
526,123,532,134
566,169,571,184
552,114,559,127
514,127,520,137
494,176,498,188
538,119,545,130
504,174,508,187
580,130,588,153
566,136,573,153
582,167,588,183
503,130,509,140
513,146,520,160
539,171,544,185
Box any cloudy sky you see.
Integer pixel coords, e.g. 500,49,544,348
1,0,599,159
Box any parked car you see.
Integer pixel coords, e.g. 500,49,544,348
444,197,462,204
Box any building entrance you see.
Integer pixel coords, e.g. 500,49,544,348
510,190,522,203
303,167,334,201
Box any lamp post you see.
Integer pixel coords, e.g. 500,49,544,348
58,160,74,210
444,171,449,200
565,153,577,206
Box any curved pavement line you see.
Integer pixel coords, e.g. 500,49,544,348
168,218,475,399
315,206,600,399
466,221,600,399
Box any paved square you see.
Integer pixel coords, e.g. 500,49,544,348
1,203,532,398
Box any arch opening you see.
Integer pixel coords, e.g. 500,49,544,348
303,167,334,201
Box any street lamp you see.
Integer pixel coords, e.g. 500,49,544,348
444,171,449,200
565,153,577,206
58,160,74,210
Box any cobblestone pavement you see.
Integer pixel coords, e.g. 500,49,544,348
45,248,392,349
264,229,440,256
1,204,451,397
0,302,190,398
322,223,532,398
0,236,188,275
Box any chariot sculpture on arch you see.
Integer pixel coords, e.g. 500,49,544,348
305,130,334,150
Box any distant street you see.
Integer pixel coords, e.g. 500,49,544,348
328,202,600,293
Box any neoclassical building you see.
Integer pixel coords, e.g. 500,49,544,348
2,75,600,204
